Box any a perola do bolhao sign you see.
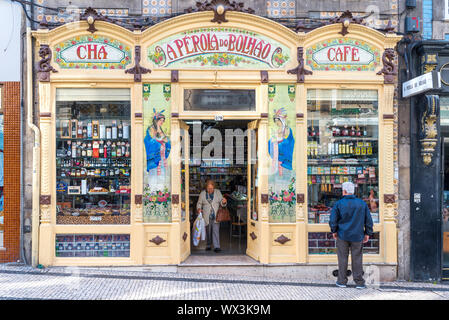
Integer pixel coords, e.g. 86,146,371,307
148,28,290,69
54,35,132,69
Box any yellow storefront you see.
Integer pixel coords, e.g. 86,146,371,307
31,7,401,279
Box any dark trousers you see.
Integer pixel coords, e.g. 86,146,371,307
336,237,364,285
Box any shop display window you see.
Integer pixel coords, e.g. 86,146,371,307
307,89,379,225
308,232,380,255
55,89,131,224
55,234,130,257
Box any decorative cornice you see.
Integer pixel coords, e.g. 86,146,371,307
287,47,312,83
36,45,57,82
184,0,255,24
376,48,398,84
149,235,166,245
125,46,151,82
274,234,291,245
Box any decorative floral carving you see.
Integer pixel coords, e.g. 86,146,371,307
40,195,51,205
376,48,397,84
184,0,255,24
149,235,166,245
80,7,110,33
384,194,396,204
36,45,58,82
135,194,143,205
420,95,440,166
287,47,312,83
274,234,291,245
125,46,151,82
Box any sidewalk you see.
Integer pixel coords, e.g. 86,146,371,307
0,263,447,300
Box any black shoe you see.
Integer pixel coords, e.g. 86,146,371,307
206,247,211,251
214,248,221,253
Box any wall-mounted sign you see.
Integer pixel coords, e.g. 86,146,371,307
54,35,132,69
148,28,290,69
402,71,441,98
305,38,380,71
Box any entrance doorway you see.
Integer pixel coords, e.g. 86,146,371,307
186,120,250,255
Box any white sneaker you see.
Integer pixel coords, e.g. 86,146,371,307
335,282,347,288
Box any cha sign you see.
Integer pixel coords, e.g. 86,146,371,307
402,71,441,98
306,38,380,71
54,35,132,69
148,27,290,69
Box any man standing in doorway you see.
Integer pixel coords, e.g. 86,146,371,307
329,182,373,289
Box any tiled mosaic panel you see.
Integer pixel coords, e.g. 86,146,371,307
55,234,130,257
1,82,20,262
308,232,380,255
266,0,295,18
142,0,172,16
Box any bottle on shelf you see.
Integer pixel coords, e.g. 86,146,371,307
118,121,123,139
67,140,72,157
123,121,129,140
112,120,117,139
111,142,117,158
87,121,92,139
77,121,83,139
100,123,106,139
106,125,112,140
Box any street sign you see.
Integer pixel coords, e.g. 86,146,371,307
402,71,441,98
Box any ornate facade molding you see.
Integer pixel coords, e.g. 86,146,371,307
287,47,312,83
80,7,111,33
125,46,151,82
274,234,291,245
149,235,166,245
36,45,58,82
329,10,365,36
376,48,398,84
185,0,255,24
420,95,440,166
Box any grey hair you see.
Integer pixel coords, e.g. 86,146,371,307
342,182,355,194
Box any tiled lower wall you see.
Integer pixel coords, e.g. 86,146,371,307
0,82,21,262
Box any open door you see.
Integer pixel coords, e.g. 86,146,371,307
180,120,190,262
247,120,260,260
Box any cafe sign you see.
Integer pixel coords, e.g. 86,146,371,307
148,28,290,69
54,35,132,69
306,38,380,71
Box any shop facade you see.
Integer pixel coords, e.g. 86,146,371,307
408,40,449,281
32,7,401,277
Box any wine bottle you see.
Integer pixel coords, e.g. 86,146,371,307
87,143,92,157
92,141,99,158
99,141,104,158
83,125,87,139
117,142,122,157
77,121,83,138
121,142,125,157
81,143,87,157
106,126,112,139
123,122,129,140
100,123,106,139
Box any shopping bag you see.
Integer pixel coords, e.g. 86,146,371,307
192,213,202,246
199,214,206,241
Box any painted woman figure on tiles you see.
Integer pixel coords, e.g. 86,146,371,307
268,107,295,208
269,107,294,177
144,108,171,189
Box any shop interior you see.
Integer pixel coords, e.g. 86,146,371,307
186,120,250,255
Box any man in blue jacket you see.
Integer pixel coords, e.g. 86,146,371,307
329,182,373,289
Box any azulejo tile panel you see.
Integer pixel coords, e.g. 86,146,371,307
266,0,295,18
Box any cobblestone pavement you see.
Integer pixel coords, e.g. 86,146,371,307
0,263,448,300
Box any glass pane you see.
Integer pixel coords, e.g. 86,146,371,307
307,89,379,225
250,128,258,221
181,127,187,222
308,232,380,255
55,234,130,257
184,89,255,111
56,89,131,225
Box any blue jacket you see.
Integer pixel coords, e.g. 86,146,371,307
329,195,374,242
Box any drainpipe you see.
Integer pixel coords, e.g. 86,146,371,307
26,25,41,268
